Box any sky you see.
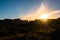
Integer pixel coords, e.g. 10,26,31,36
0,0,60,20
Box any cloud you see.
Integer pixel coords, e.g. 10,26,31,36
50,10,60,14
49,10,60,19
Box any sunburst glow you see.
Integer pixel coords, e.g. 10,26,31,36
39,14,49,19
20,1,60,21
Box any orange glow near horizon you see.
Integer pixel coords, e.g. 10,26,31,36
38,13,49,22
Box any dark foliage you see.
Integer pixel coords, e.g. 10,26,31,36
0,18,60,40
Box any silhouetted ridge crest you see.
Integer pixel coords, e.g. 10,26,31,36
0,18,60,40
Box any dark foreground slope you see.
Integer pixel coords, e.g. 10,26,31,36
0,18,60,40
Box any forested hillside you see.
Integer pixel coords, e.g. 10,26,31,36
0,18,60,40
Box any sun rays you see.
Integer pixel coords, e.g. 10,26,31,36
20,1,60,21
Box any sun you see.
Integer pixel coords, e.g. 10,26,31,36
39,14,49,19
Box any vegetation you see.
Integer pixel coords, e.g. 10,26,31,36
0,18,60,40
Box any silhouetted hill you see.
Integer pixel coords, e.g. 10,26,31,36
0,18,60,40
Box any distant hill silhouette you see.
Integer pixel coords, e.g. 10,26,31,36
0,18,60,40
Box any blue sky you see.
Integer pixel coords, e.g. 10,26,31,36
0,0,60,20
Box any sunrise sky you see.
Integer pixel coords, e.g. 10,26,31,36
0,0,60,20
